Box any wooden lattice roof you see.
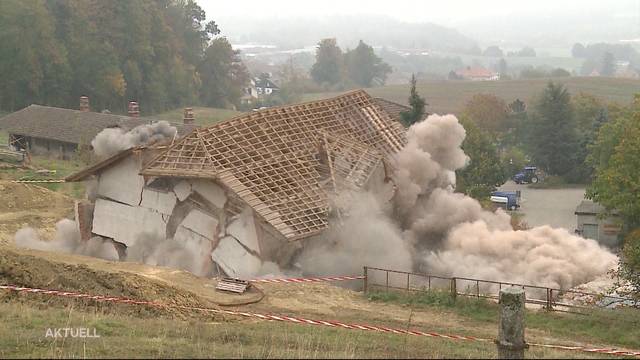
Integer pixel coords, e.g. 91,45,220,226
142,90,406,240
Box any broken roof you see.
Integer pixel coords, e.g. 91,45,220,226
0,104,197,145
373,98,412,122
142,90,406,240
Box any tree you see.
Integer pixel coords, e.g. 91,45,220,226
462,94,509,134
456,118,506,199
483,45,504,57
344,40,392,87
498,58,508,77
310,38,344,86
600,52,616,77
572,43,586,58
518,46,536,57
399,74,426,127
198,38,249,108
551,68,571,77
525,82,578,176
0,0,70,110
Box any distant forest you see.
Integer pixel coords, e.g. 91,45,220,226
0,0,248,114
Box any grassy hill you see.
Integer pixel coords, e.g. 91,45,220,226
305,77,640,115
155,106,242,126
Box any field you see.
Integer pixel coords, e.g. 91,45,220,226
305,77,640,115
0,183,638,358
154,106,242,126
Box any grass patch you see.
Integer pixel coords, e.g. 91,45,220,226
0,130,8,145
155,106,242,127
304,76,640,115
0,302,602,358
367,289,640,349
0,155,86,199
527,175,585,189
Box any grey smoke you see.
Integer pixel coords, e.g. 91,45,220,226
299,113,617,289
91,121,177,158
298,192,413,276
15,220,210,277
15,219,119,261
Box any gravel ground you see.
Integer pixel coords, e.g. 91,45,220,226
499,181,586,231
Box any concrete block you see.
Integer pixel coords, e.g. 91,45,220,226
173,180,192,201
174,226,213,259
227,207,260,254
97,154,144,206
179,208,218,239
92,198,166,247
191,180,226,209
140,187,177,215
211,236,262,278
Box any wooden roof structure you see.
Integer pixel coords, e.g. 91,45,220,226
141,90,406,241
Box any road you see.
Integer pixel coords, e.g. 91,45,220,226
498,181,586,231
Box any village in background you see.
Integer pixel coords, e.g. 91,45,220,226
0,0,639,358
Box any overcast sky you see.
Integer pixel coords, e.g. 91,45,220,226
200,0,639,24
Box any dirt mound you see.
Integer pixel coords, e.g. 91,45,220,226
0,246,264,319
0,181,74,245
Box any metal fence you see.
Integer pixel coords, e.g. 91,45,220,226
363,266,638,311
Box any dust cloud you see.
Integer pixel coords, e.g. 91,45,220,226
299,114,616,289
15,219,119,261
14,219,211,277
91,121,177,158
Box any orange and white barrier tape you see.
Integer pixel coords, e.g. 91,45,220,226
249,275,364,284
1,284,639,357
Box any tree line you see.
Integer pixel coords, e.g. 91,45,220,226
0,0,248,114
310,39,392,89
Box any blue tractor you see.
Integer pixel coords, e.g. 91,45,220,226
513,166,540,184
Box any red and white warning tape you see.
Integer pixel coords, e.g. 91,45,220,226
12,179,65,183
1,284,639,357
249,275,364,284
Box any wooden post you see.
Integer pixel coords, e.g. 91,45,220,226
496,286,527,359
363,266,368,294
450,277,457,301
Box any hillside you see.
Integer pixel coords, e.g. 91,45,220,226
306,77,640,115
155,107,242,126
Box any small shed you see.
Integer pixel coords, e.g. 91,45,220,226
575,200,622,247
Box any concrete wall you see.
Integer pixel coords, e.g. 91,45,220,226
26,136,77,160
576,213,622,248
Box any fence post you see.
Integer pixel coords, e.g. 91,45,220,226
406,273,410,292
496,286,527,359
450,277,457,301
363,266,368,294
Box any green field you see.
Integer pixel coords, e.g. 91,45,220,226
155,106,242,127
0,301,614,359
305,77,640,115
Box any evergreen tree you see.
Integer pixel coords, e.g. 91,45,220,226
600,52,616,76
344,40,392,87
399,74,426,127
525,82,578,176
310,39,344,86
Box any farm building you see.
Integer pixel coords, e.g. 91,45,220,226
575,200,622,248
66,90,407,278
0,98,197,160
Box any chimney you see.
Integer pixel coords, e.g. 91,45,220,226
127,101,140,117
183,107,195,125
79,96,90,112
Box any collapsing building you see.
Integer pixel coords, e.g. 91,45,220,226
66,90,407,277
